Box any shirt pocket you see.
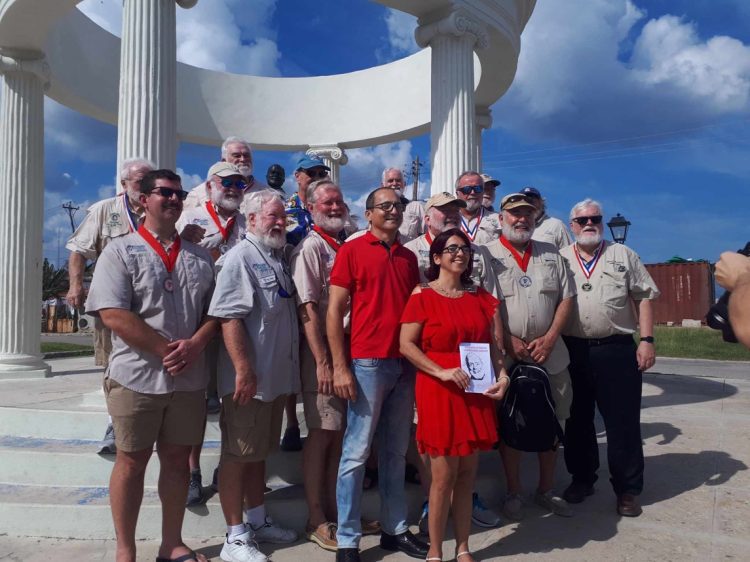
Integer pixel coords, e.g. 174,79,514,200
600,270,629,307
257,276,283,318
499,275,516,298
538,262,559,293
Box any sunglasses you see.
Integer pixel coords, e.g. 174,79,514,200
304,168,329,180
457,185,484,195
220,178,248,190
442,244,472,256
369,201,405,212
571,215,603,226
149,187,189,201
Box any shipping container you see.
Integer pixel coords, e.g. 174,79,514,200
645,262,715,325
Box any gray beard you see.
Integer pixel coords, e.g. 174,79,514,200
502,224,533,244
258,230,286,250
313,213,346,233
465,199,480,213
575,231,603,247
210,189,242,212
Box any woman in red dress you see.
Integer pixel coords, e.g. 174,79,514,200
400,228,509,562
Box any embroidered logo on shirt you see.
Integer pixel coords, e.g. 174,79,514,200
125,244,148,254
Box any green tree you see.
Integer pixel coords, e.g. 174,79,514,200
42,258,70,301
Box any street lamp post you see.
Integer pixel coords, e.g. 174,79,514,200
607,213,631,244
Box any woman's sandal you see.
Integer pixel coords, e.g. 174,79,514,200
426,558,442,561
456,551,472,561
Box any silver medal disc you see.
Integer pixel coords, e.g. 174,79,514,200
582,282,592,292
219,244,229,255
519,275,532,288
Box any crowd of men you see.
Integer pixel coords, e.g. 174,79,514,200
68,136,659,562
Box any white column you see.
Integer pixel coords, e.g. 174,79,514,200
475,106,493,170
416,11,488,195
116,0,197,188
306,145,348,185
0,53,51,378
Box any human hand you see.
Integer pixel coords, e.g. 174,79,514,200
66,284,85,309
636,341,655,371
180,224,206,244
317,361,335,395
435,367,471,390
333,367,357,401
509,335,530,361
484,377,510,401
233,372,257,405
163,338,201,375
715,252,750,292
527,334,554,364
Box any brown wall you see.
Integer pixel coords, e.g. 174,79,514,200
645,262,715,325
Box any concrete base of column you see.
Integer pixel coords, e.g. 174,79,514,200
0,354,50,379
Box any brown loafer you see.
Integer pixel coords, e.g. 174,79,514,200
617,493,642,517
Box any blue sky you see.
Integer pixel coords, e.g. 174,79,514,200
39,0,750,267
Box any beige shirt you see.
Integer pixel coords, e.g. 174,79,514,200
85,232,215,394
176,203,246,257
184,179,271,217
66,195,144,259
533,214,573,250
404,233,490,288
560,241,660,339
484,239,576,373
289,229,350,334
399,200,426,243
460,208,502,246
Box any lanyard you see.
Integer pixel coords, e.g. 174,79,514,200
205,201,236,244
425,231,433,245
121,194,140,233
460,207,484,241
137,225,181,273
312,225,343,253
244,234,294,297
500,235,532,273
574,241,605,280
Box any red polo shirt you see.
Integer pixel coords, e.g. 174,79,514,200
330,231,419,359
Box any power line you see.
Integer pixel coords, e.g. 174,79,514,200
62,201,80,233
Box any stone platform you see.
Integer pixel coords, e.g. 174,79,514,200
1,356,750,560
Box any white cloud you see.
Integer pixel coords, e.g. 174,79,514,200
493,0,750,142
383,9,419,57
98,184,116,199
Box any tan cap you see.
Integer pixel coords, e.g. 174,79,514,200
501,193,536,211
425,192,468,212
480,173,500,188
208,161,245,178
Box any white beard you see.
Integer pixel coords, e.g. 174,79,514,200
502,223,533,244
465,199,480,213
258,229,286,250
575,231,603,246
236,164,252,177
210,187,242,212
313,212,346,233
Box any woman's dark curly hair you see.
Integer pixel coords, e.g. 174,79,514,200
426,227,474,285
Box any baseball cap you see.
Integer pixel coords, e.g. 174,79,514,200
208,162,245,178
480,173,500,188
501,193,537,211
425,192,467,212
521,186,541,198
296,156,330,171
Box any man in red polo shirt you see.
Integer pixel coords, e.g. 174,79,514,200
327,187,427,562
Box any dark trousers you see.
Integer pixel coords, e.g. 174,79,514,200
563,335,644,496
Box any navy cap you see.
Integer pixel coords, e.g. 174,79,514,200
296,156,330,171
521,186,541,198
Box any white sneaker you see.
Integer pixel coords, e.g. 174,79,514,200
220,531,268,562
249,516,298,544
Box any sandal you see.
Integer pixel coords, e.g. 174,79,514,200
456,551,473,561
155,549,201,562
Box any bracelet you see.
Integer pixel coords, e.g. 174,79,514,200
498,375,510,384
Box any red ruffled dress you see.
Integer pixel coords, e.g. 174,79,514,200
400,286,500,456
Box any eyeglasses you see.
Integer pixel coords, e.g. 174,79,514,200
368,201,405,212
150,187,189,201
220,178,248,190
457,185,484,195
442,244,472,255
304,168,329,180
571,215,603,226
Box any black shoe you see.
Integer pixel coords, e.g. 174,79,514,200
380,530,429,559
210,466,219,493
336,547,361,562
563,481,595,504
206,394,221,415
186,473,205,506
280,426,302,451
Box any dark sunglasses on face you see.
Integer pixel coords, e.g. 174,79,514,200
369,201,405,212
220,177,248,190
571,215,603,226
442,244,472,255
304,168,329,180
150,187,189,201
457,185,484,195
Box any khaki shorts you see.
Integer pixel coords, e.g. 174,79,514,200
549,367,572,425
103,378,206,452
220,394,286,462
300,338,346,431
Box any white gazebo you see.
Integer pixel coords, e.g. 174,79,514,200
0,0,535,378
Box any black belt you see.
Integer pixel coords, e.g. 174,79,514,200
565,334,634,347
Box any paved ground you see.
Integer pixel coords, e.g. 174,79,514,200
1,356,749,561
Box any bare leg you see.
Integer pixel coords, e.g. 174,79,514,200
452,453,479,561
426,455,459,561
405,433,432,497
538,449,558,493
219,460,247,526
243,461,267,510
499,443,523,494
304,428,333,527
156,442,204,561
109,447,152,562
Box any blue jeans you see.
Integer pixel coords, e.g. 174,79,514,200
336,358,415,548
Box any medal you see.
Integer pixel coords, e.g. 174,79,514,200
582,282,592,292
573,241,604,291
519,275,533,288
219,244,229,255
163,278,174,292
500,236,534,288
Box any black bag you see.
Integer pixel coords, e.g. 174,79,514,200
499,362,564,452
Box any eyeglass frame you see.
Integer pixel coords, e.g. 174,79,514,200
571,215,603,226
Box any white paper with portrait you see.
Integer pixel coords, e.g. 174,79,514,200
459,342,494,394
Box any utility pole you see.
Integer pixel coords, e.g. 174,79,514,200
411,156,423,201
62,201,79,233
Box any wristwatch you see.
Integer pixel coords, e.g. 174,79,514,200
640,336,655,343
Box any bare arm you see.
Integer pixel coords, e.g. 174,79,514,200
399,321,470,390
528,296,574,364
162,318,219,375
730,275,750,348
66,252,87,308
221,318,257,405
326,285,357,401
299,302,334,395
635,298,656,371
99,308,170,358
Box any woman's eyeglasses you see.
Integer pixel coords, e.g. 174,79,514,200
442,244,472,255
